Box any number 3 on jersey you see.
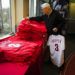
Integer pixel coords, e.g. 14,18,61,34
55,44,59,51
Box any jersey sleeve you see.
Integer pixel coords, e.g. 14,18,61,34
47,35,52,46
61,36,65,50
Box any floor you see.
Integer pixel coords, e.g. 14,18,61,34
42,34,75,75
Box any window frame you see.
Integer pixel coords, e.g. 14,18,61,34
0,0,12,37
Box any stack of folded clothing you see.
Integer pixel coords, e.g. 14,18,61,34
0,19,47,63
16,19,47,41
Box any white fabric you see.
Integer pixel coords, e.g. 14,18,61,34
47,34,65,67
41,3,50,9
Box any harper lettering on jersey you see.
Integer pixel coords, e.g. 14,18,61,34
51,39,61,43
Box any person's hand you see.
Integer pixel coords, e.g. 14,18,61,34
52,27,58,32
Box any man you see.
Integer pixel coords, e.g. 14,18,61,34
27,3,66,69
28,3,66,37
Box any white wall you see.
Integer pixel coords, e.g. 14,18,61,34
16,0,23,24
11,0,16,33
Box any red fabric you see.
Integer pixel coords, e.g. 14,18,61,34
16,19,47,41
0,36,42,62
17,19,47,33
0,19,47,62
0,63,29,75
0,19,47,75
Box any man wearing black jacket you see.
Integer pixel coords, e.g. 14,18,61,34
28,3,66,70
29,3,66,37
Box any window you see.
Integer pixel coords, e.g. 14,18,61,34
0,0,11,36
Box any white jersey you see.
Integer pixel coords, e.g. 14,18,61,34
47,34,65,67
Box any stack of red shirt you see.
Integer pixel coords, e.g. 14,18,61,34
0,19,47,63
16,19,47,41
